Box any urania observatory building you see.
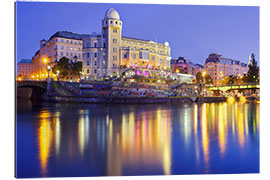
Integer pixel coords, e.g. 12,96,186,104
31,8,172,80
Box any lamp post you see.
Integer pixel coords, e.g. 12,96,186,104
202,71,206,96
47,65,51,82
47,65,51,95
41,58,48,80
81,72,84,81
56,70,60,81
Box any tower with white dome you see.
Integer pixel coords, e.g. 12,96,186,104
102,8,122,76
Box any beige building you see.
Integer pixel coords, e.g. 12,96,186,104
28,8,171,81
31,31,88,79
204,53,248,85
171,57,204,76
82,8,171,80
17,59,33,78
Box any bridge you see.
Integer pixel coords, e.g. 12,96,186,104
16,80,48,101
207,84,260,92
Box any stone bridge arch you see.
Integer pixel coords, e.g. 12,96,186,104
16,81,47,101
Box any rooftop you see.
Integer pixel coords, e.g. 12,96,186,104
122,36,150,42
49,31,91,41
18,59,32,64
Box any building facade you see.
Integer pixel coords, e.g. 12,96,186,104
171,57,203,76
17,59,33,78
82,8,171,80
204,53,248,85
31,31,88,79
27,8,171,81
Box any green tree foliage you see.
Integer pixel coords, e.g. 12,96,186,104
223,75,237,85
247,53,259,83
196,72,203,83
196,71,213,84
52,57,82,78
71,61,82,76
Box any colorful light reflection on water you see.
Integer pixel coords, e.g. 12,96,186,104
16,100,259,178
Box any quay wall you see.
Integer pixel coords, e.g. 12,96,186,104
44,96,231,104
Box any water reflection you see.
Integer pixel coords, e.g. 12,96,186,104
17,101,259,177
38,111,53,176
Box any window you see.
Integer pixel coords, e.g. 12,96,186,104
94,43,97,48
139,51,149,59
113,29,117,33
152,56,155,61
87,61,90,66
87,53,90,58
87,69,90,74
110,21,113,24
113,56,117,60
66,52,69,56
94,61,97,66
133,54,136,59
67,40,69,43
106,21,108,24
61,46,64,50
71,41,73,44
70,53,73,57
123,53,128,59
113,39,117,43
160,59,163,63
113,47,117,52
94,69,97,74
78,53,80,58
115,21,118,24
78,48,80,51
94,53,97,57
104,43,106,48
61,52,64,56
60,39,64,42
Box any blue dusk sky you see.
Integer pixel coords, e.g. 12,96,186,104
16,2,259,65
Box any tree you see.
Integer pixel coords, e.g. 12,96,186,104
196,72,203,83
223,75,237,85
71,61,82,76
247,53,259,83
52,57,82,79
52,57,70,77
196,71,213,84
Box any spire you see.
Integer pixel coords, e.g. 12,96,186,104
248,54,252,65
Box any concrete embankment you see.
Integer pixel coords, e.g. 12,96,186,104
44,96,231,104
46,96,194,104
197,96,227,103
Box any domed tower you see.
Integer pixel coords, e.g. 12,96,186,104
102,8,122,76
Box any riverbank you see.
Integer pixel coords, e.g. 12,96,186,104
43,95,235,104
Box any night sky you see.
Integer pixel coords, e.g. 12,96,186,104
16,2,259,65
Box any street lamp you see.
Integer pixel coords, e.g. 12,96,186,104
201,71,207,96
47,65,51,82
202,71,206,83
41,58,48,80
56,70,60,81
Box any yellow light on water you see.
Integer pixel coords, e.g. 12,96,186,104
227,97,235,103
239,96,247,103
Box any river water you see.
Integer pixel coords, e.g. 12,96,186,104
15,99,259,178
